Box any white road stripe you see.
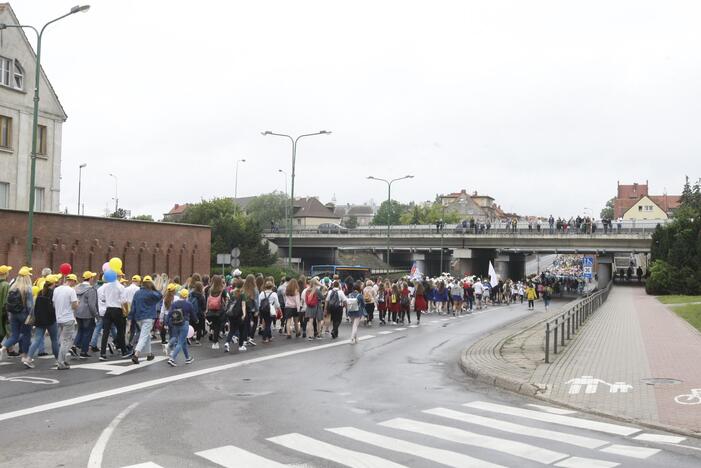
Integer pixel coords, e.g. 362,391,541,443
600,444,660,459
88,402,140,468
633,433,685,444
0,336,374,423
120,463,165,468
554,457,619,468
463,401,640,436
408,325,418,328
327,427,504,468
268,433,407,468
196,445,286,467
423,408,607,449
380,417,568,464
394,328,407,331
526,403,578,415
378,331,393,335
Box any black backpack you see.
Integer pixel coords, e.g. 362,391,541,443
260,292,272,316
327,290,341,312
5,289,26,315
171,306,185,326
226,296,243,318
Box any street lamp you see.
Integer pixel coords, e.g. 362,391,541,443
0,5,91,263
108,173,118,213
278,169,288,230
262,130,332,269
367,175,414,271
77,163,86,215
234,158,246,200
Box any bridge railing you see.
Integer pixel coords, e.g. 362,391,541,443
544,280,613,363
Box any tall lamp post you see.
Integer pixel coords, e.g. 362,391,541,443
367,175,414,271
0,5,91,263
108,173,118,213
234,158,246,200
278,169,288,231
262,130,332,269
77,163,86,215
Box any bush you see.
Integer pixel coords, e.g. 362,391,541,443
646,260,673,295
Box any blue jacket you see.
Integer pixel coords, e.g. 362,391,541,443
129,288,163,321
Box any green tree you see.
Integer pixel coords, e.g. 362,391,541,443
108,208,127,219
345,215,358,229
371,200,406,225
181,198,276,267
245,191,288,228
131,214,154,222
600,197,615,219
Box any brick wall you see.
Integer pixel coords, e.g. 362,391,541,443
0,209,211,279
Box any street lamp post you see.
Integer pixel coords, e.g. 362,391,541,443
262,130,331,269
367,175,414,272
234,158,246,200
278,169,288,231
0,5,90,263
77,163,86,215
108,173,118,213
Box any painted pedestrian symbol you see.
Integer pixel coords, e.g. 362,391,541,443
565,376,633,394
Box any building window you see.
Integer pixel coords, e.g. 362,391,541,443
0,57,10,86
0,115,11,148
37,125,47,155
13,60,23,90
0,182,8,209
34,187,44,212
0,57,23,90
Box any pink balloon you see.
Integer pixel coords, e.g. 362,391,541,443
102,262,110,273
187,325,195,339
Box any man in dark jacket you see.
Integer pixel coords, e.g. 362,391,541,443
73,271,99,358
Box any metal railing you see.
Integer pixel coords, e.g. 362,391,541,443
544,280,613,363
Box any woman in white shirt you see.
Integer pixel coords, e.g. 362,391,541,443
258,280,280,344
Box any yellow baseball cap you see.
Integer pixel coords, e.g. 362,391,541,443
142,275,153,283
167,283,178,292
178,288,189,299
82,271,97,280
18,266,32,276
65,273,78,282
131,275,142,282
45,274,60,284
0,265,11,275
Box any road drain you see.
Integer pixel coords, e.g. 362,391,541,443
640,378,682,386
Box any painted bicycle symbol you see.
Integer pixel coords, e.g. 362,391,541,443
0,375,59,385
674,389,701,405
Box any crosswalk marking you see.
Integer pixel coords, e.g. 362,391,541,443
633,433,685,444
394,328,407,331
327,426,505,468
526,403,578,415
463,401,640,436
378,331,393,335
554,457,619,468
600,444,660,459
379,417,568,464
423,407,607,449
268,433,408,468
196,445,286,467
120,463,165,468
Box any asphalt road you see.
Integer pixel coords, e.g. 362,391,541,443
1,302,700,468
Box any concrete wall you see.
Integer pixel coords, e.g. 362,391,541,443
0,209,211,278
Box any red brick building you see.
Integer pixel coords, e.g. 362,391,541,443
0,209,211,278
613,181,681,219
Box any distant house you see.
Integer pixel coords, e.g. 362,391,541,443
293,197,341,228
439,189,504,222
613,181,680,220
327,202,375,226
163,203,189,222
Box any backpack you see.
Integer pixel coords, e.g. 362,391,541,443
390,293,398,304
260,292,274,317
5,289,26,315
305,289,319,308
226,295,243,318
327,290,341,312
400,293,410,307
347,291,360,312
363,289,373,304
207,293,223,312
171,306,185,326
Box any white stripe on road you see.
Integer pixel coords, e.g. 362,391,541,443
463,401,640,436
633,433,685,444
268,433,407,468
423,408,607,449
196,445,286,467
380,417,568,464
526,403,578,415
327,427,504,468
88,402,140,468
408,325,418,328
554,457,619,468
378,331,393,335
394,328,407,331
0,336,374,423
120,463,165,468
600,444,660,459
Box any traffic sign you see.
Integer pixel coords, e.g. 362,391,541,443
216,253,231,265
231,247,241,258
583,256,594,267
230,258,241,268
583,256,594,279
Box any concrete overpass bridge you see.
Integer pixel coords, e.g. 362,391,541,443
264,227,654,286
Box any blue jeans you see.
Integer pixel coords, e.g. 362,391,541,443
169,321,190,361
74,318,96,353
90,318,117,348
2,313,31,354
28,323,59,358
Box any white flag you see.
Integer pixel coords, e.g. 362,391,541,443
488,261,499,287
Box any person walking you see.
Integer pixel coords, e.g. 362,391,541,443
205,275,228,348
73,271,98,358
362,280,376,326
100,275,128,360
526,283,537,310
414,281,427,324
130,276,163,364
347,281,364,344
283,279,302,339
1,267,34,364
0,265,11,342
224,279,248,352
242,275,258,347
24,275,60,368
53,273,80,370
166,288,196,366
258,280,280,343
325,281,347,339
302,278,324,340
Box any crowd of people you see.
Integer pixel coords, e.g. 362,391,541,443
0,261,558,371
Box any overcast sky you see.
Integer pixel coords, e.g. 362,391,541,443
13,0,701,219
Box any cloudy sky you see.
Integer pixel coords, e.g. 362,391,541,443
12,0,701,219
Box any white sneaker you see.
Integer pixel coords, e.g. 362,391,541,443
232,336,239,344
247,338,256,347
0,347,6,361
224,343,230,352
211,343,219,350
238,345,247,352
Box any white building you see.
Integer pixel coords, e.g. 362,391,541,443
0,3,66,212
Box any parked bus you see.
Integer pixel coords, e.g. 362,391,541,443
309,265,371,281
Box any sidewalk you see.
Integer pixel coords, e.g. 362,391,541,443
460,286,701,436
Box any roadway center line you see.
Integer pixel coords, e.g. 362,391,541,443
0,335,375,423
87,402,140,468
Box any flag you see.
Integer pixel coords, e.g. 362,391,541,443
410,261,423,280
488,261,499,287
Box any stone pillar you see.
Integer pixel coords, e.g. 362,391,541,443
494,254,510,281
596,254,613,288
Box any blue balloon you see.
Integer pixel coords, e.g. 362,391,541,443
104,269,117,283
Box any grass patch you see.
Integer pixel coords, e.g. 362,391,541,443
673,303,701,333
657,295,701,304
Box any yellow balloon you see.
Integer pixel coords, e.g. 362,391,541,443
109,257,123,271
